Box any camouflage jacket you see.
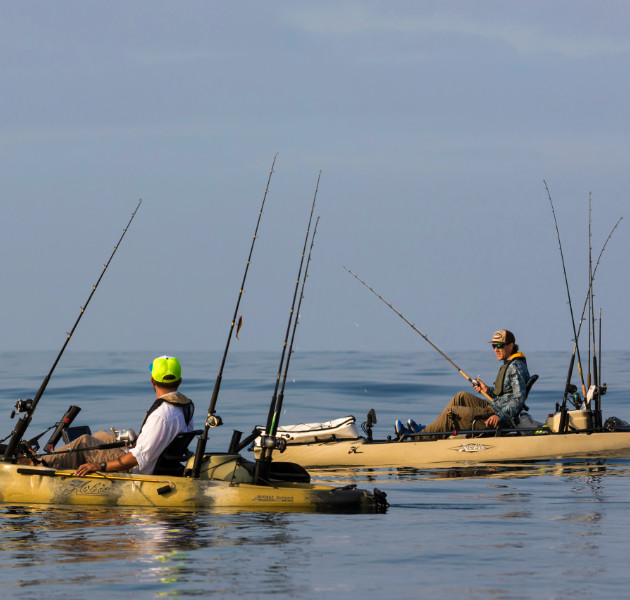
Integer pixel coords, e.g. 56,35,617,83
487,353,530,423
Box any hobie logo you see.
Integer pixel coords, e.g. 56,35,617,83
457,443,488,453
66,479,111,496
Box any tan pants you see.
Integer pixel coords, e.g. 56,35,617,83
44,430,127,470
422,392,495,437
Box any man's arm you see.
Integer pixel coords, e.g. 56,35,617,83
74,452,138,477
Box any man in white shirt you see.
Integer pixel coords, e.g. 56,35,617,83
44,356,195,476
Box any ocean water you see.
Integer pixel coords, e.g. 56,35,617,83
1,349,630,599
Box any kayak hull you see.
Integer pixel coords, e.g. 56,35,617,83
256,431,630,469
0,454,386,511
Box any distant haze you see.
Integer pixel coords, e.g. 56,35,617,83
2,2,628,358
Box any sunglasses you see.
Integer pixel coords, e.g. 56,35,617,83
492,343,505,349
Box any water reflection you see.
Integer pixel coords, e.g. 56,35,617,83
0,506,199,564
0,504,310,596
307,457,630,485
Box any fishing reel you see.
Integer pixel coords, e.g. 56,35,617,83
10,398,33,419
258,435,287,453
110,427,137,445
207,415,223,428
562,384,582,409
569,394,582,410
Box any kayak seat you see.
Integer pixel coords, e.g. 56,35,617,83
524,373,539,402
154,429,203,476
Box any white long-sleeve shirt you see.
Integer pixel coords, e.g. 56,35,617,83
128,397,194,475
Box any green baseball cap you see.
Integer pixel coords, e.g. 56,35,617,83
150,355,182,384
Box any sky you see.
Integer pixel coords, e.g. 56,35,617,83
2,1,629,360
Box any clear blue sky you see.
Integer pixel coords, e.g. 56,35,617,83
2,1,628,357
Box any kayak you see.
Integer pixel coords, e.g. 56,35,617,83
1,451,387,511
251,410,630,469
0,198,387,512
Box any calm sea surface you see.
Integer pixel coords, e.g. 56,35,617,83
1,349,630,599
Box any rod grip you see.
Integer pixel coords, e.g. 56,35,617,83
45,405,82,450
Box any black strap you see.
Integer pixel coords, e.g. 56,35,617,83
140,396,194,433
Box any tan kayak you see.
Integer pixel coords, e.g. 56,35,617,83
1,453,387,511
253,410,630,469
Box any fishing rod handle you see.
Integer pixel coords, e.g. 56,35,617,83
2,415,32,461
45,405,81,451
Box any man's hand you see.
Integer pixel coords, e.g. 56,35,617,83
75,462,99,477
473,378,488,394
485,414,500,428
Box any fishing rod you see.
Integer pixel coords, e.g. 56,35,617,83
587,197,603,406
255,218,320,484
8,440,129,463
269,180,320,437
190,155,277,479
2,200,142,462
10,405,83,453
596,308,603,428
44,405,82,452
0,405,80,449
582,198,606,429
590,290,599,414
562,216,621,410
587,196,592,387
255,174,320,484
344,267,494,403
257,215,320,480
272,216,320,435
544,181,586,403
